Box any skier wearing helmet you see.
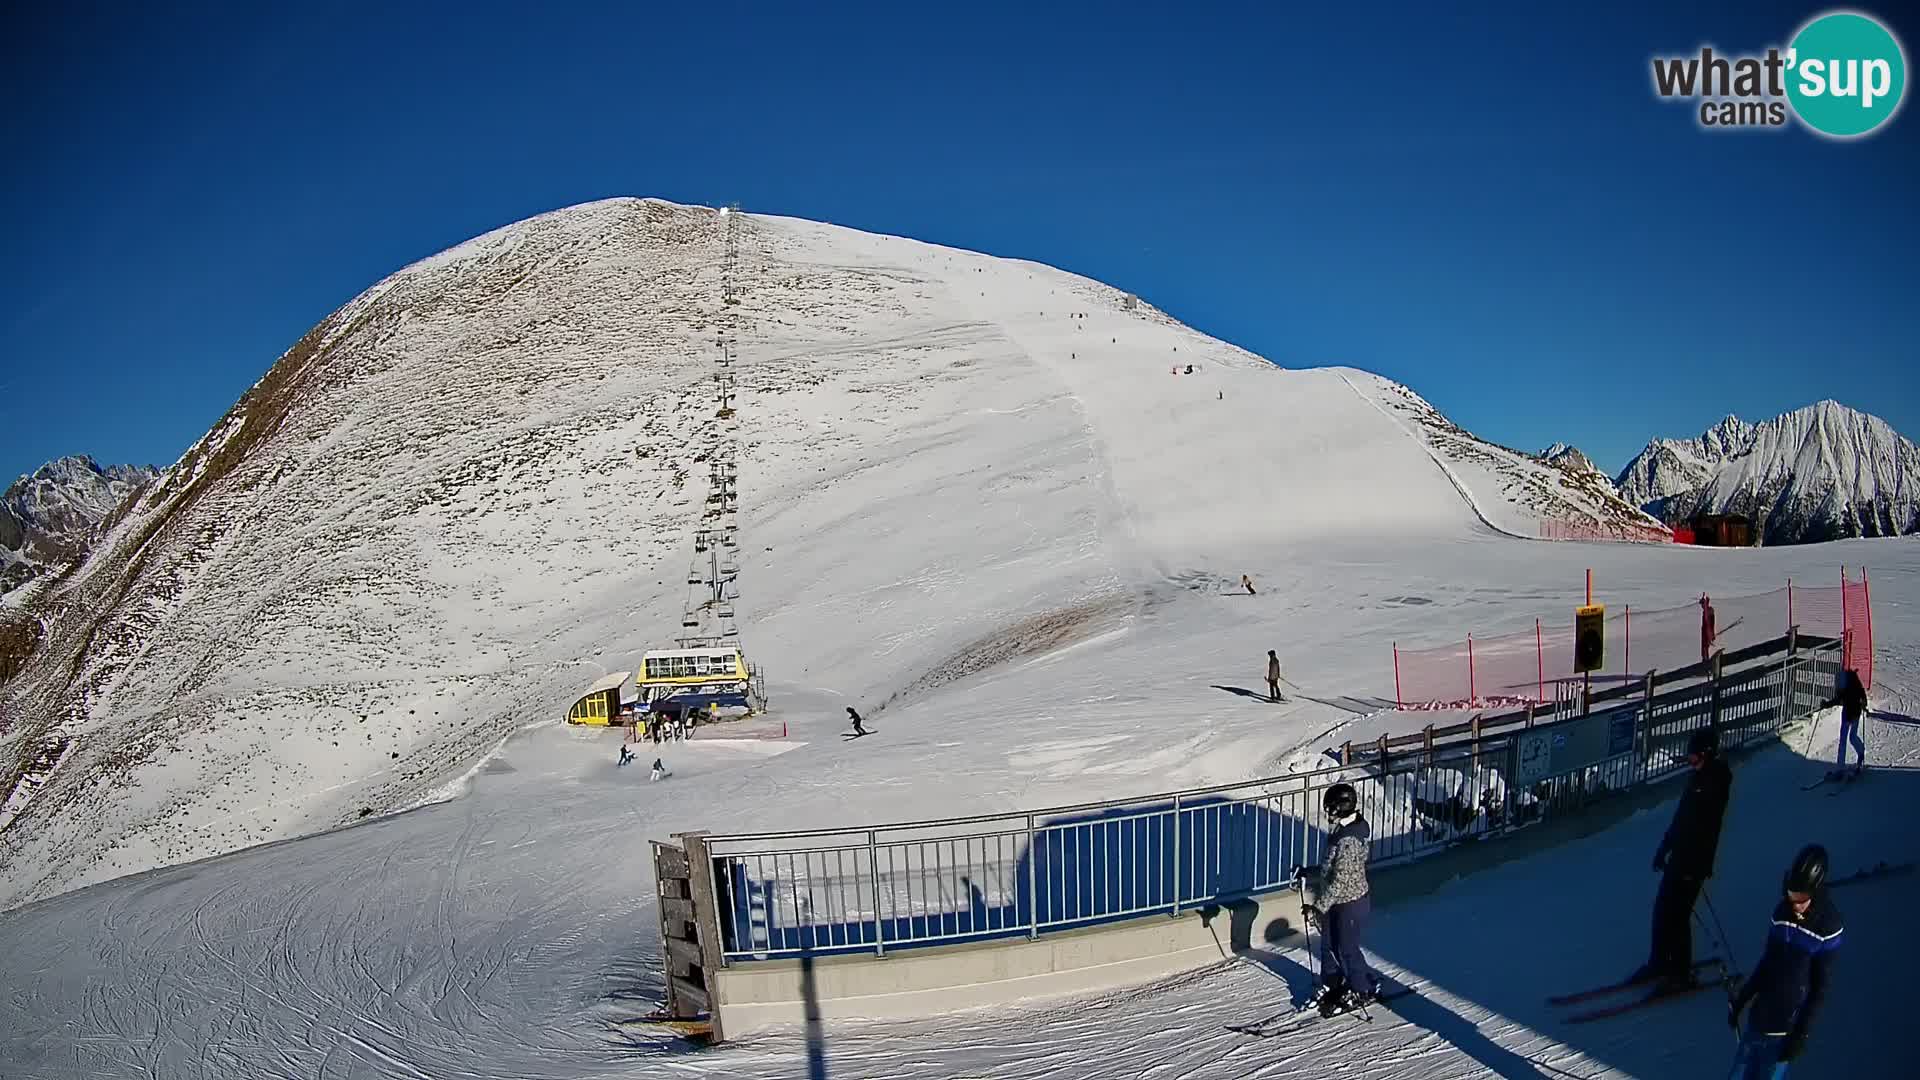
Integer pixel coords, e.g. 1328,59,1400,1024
1633,726,1733,992
1297,782,1375,1016
1727,845,1844,1076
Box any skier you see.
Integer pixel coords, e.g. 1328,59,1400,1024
1241,574,1257,596
1633,727,1732,991
1298,782,1375,1016
1266,650,1284,703
650,757,672,782
847,706,869,736
1727,845,1843,1077
619,721,639,767
1700,595,1718,663
1823,668,1868,779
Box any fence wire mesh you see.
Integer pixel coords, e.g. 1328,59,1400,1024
1394,575,1873,707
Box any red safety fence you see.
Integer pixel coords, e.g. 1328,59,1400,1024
1539,519,1675,543
1392,568,1876,707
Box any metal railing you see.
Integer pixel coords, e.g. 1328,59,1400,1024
696,637,1841,963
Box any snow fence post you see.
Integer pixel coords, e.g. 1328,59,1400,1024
867,830,885,958
1535,619,1543,703
1841,566,1851,671
1393,644,1403,709
1779,626,1798,732
1863,568,1874,691
1624,605,1632,685
1638,671,1657,776
1467,634,1477,705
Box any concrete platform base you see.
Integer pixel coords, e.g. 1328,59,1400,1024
714,892,1305,1037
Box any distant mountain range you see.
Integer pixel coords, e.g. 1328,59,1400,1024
1,456,160,598
1612,401,1920,545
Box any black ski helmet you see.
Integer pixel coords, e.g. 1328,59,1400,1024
1323,783,1358,819
1784,844,1828,894
1687,728,1718,758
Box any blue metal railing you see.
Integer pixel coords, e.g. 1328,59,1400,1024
695,639,1838,962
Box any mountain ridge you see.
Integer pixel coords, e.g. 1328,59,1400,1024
1616,401,1920,545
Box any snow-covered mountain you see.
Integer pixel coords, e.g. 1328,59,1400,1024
1539,443,1597,474
1616,403,1920,545
0,198,1669,908
1,456,159,598
1614,416,1754,510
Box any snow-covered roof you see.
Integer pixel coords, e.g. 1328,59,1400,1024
582,670,632,695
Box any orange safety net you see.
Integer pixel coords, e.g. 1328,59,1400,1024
1393,572,1872,707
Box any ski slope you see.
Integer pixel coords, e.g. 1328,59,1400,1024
1,200,1643,909
2,539,1914,1079
2,200,1914,1079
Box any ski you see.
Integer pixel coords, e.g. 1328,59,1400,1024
1562,976,1723,1024
1547,957,1721,1007
1225,986,1416,1037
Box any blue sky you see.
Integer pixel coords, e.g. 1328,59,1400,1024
2,1,1914,485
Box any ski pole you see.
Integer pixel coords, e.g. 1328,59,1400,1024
1700,885,1739,975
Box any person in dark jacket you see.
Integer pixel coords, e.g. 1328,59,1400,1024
1298,782,1375,1016
1700,595,1718,662
1728,845,1843,1077
1824,669,1868,778
1634,727,1733,989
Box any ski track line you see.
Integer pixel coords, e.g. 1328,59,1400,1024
1336,372,1527,542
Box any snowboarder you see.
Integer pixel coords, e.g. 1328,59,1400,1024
847,706,869,736
1634,727,1731,991
1700,595,1718,663
650,758,672,782
1727,845,1843,1077
618,744,636,767
1824,668,1868,778
1298,782,1375,1016
1241,574,1257,596
1266,650,1284,703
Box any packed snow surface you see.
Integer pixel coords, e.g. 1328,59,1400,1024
1,199,1915,1079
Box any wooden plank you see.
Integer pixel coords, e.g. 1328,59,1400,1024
666,936,703,970
661,897,695,926
671,975,710,1013
654,843,690,878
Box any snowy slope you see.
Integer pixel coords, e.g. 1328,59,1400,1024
1366,383,1665,539
1618,404,1920,544
0,456,158,598
0,198,1916,1079
0,199,1664,910
0,538,1912,1080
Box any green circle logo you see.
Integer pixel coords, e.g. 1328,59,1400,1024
1786,11,1907,137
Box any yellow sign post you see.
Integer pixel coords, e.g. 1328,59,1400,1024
1575,603,1605,715
1575,604,1606,673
